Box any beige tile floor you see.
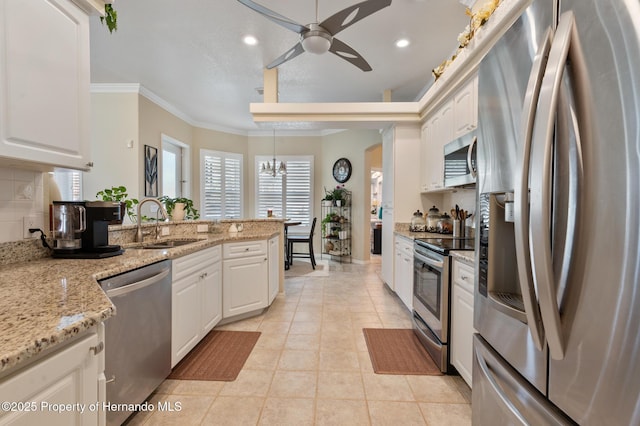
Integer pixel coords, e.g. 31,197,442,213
127,257,472,425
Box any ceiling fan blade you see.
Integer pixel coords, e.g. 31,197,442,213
266,42,306,69
329,37,372,72
236,0,309,34
319,0,392,36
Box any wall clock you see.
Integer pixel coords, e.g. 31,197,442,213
333,158,352,183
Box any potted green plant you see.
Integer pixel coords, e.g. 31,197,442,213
96,186,139,223
322,187,334,206
326,185,347,206
158,196,200,220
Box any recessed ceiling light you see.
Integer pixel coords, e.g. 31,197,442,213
395,39,410,48
243,35,258,46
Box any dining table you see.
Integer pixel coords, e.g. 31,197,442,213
283,220,301,270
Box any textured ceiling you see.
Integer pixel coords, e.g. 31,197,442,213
89,0,469,133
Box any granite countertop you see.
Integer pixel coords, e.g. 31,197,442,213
394,230,458,240
0,229,278,375
394,230,477,265
450,250,475,265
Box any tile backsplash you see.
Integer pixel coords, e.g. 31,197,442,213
0,167,46,243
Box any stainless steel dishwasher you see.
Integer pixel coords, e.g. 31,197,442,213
99,260,172,426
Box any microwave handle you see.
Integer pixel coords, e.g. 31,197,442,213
467,136,477,178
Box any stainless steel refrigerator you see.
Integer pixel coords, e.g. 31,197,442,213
473,0,640,424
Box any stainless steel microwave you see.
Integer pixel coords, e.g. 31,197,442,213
444,132,477,188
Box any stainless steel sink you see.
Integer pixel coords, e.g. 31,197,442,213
138,239,203,249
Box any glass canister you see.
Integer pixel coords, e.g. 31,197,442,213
426,206,441,232
410,210,426,232
437,212,453,234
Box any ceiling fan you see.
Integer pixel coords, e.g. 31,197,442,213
237,0,392,72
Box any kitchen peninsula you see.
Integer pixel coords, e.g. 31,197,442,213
0,218,283,424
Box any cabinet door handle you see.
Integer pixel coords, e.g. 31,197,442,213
461,274,469,281
106,375,116,384
90,341,104,355
85,161,94,168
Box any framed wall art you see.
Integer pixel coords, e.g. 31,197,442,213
144,145,158,196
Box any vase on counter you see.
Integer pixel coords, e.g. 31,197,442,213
172,202,186,221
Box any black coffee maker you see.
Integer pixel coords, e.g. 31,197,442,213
52,201,124,258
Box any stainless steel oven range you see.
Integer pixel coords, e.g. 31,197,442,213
412,237,474,373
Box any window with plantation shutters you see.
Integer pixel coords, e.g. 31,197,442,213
200,150,243,219
256,156,314,232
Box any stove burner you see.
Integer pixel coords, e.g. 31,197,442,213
415,237,475,255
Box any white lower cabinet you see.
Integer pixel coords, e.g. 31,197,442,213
0,330,103,426
202,259,222,333
451,259,476,387
172,246,222,367
223,240,269,318
394,236,414,310
268,235,280,304
172,238,279,365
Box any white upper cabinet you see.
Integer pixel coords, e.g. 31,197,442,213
453,74,479,139
421,99,453,191
421,74,477,192
0,0,92,170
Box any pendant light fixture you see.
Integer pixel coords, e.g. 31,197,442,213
261,129,287,177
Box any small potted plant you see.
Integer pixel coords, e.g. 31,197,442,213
322,188,334,207
96,186,139,223
158,196,200,220
327,185,347,207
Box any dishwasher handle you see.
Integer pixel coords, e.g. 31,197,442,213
105,267,171,298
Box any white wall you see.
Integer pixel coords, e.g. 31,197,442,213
83,93,139,222
322,129,383,261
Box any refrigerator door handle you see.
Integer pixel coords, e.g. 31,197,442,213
529,11,577,360
514,27,553,352
474,342,528,424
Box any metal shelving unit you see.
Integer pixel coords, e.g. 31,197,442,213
321,190,351,263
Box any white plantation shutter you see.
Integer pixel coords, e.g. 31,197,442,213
200,150,243,219
255,156,313,231
285,160,312,225
224,155,242,218
257,170,284,218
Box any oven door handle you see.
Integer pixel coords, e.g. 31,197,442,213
414,250,444,269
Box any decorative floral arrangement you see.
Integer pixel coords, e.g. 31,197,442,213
432,0,502,80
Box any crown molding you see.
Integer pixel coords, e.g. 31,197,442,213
90,84,388,137
90,83,248,136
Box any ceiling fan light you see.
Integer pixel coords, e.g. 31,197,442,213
301,35,332,54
